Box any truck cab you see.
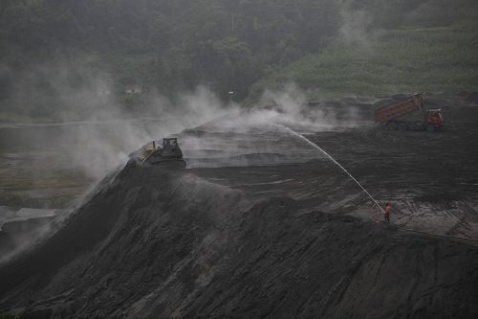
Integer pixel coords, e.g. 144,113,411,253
426,109,444,131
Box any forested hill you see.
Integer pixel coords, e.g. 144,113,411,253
0,0,477,120
0,0,340,106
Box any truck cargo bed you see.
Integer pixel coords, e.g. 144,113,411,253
375,95,423,123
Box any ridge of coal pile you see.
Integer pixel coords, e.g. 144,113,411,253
1,142,478,318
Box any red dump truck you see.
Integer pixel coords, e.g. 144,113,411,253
374,94,444,131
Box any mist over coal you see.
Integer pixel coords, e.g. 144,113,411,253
2,58,367,181
2,61,226,178
0,57,371,267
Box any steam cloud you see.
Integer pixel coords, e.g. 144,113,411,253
4,62,365,179
0,60,369,265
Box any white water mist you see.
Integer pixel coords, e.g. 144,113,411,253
276,124,385,214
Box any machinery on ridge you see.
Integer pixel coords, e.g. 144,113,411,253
129,137,186,168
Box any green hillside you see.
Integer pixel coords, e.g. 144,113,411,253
251,0,478,100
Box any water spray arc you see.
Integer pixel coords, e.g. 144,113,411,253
275,124,385,214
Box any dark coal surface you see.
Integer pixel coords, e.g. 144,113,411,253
0,217,53,260
1,95,478,318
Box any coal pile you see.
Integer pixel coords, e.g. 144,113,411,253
1,95,478,318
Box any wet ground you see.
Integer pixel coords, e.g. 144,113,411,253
306,104,478,241
0,94,477,318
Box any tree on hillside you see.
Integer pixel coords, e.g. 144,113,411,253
0,0,345,116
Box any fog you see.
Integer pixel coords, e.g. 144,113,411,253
0,58,369,262
1,60,232,178
339,8,376,49
61,85,233,179
2,63,366,180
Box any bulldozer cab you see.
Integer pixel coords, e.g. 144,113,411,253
130,137,185,167
161,138,183,158
163,138,178,151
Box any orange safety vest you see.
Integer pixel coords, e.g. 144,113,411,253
385,205,392,214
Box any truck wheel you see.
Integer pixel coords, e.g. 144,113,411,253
426,124,435,132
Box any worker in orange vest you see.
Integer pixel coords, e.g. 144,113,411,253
384,203,392,224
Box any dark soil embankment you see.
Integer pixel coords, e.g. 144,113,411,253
0,217,53,260
0,160,477,319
